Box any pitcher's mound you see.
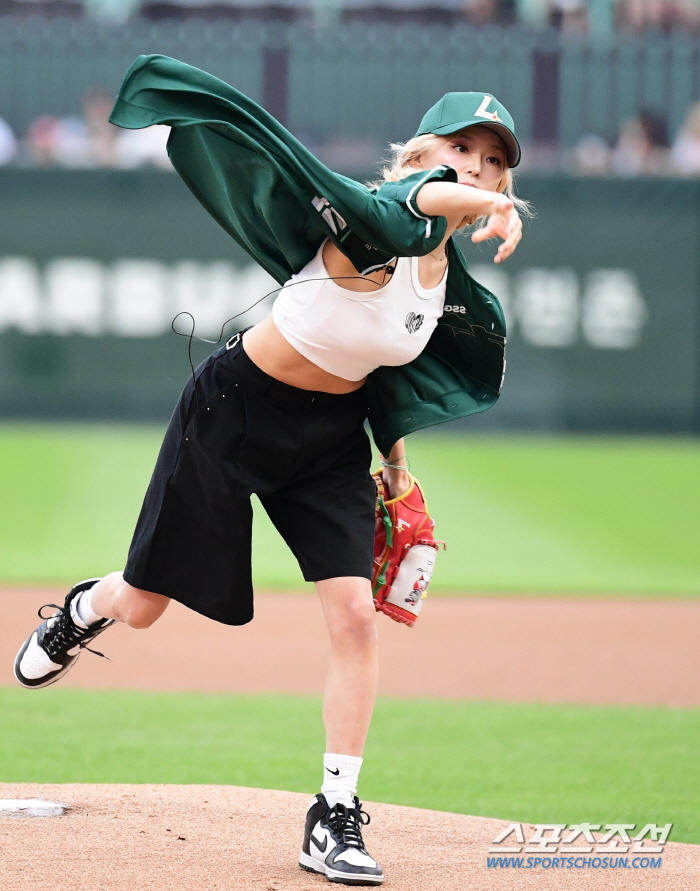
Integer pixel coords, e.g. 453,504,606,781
1,783,697,890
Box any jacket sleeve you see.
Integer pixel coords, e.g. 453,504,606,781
110,54,457,280
372,166,458,244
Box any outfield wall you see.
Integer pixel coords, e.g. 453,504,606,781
0,169,698,432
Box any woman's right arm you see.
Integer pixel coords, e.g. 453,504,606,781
415,181,504,222
415,183,522,263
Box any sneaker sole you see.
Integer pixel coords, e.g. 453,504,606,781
299,852,384,886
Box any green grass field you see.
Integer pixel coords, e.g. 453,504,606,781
1,423,699,595
2,425,697,841
1,687,696,844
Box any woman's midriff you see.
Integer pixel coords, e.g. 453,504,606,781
242,314,367,395
243,241,447,394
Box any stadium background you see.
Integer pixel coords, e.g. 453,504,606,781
1,0,699,869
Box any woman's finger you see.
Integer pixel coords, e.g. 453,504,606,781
492,212,522,262
472,206,519,248
494,224,522,262
473,224,504,244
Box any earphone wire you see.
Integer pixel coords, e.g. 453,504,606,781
171,267,397,410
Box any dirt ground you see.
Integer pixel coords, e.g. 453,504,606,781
1,783,698,891
2,589,699,889
2,588,700,704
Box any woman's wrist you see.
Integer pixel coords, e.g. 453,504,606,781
380,440,411,498
380,455,407,471
382,465,411,499
457,187,500,226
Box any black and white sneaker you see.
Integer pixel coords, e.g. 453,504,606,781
299,794,384,886
14,578,114,689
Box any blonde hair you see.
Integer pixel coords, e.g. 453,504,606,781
369,130,532,227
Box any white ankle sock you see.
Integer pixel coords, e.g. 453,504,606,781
321,753,363,808
73,587,104,628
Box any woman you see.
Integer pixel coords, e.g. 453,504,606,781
14,59,525,887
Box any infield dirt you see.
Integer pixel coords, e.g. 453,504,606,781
2,589,700,704
1,782,699,891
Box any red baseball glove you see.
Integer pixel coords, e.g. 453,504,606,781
372,470,445,626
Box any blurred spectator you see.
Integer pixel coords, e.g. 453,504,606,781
465,0,516,26
25,113,91,168
114,125,172,169
549,0,588,34
515,141,562,173
25,114,92,167
611,111,671,176
0,118,18,165
568,133,612,175
54,116,91,166
82,88,120,166
617,0,700,32
670,102,700,175
84,0,141,22
22,87,171,170
24,115,63,166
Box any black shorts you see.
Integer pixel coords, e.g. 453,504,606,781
123,334,376,625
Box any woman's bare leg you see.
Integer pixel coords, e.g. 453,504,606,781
315,576,378,756
301,578,384,883
89,571,170,629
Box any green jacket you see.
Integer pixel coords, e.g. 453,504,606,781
110,54,506,455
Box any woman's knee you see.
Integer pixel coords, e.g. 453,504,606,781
330,594,378,648
117,582,169,629
317,577,378,647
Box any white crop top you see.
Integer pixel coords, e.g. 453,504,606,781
272,241,447,381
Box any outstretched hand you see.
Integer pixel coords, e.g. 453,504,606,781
471,193,522,264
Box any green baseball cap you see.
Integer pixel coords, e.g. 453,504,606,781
415,92,521,168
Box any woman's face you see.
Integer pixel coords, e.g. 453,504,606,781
414,125,508,192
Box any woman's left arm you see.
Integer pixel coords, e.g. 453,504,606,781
382,439,411,499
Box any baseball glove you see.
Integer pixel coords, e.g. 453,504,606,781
372,470,445,627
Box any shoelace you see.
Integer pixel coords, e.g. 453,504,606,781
326,800,371,850
38,603,111,660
